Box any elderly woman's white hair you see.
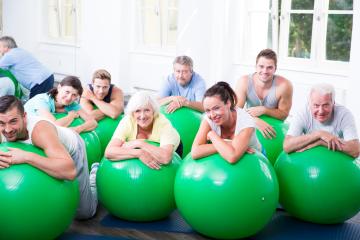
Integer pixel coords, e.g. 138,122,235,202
125,91,160,116
310,83,335,103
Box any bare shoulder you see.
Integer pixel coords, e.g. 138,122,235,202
31,120,60,146
235,75,249,91
112,86,124,97
276,75,293,91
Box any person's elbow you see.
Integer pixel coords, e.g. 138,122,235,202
162,151,173,164
64,165,77,180
225,155,239,164
351,144,360,158
191,148,201,160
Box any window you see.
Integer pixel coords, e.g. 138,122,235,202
137,0,178,48
281,0,353,62
43,0,81,44
239,0,353,72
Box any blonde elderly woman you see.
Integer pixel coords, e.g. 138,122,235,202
105,91,181,169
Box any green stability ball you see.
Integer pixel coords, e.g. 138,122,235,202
94,114,123,155
0,68,23,98
97,144,181,221
175,152,279,239
0,142,79,240
54,113,102,169
275,146,360,224
256,115,289,165
160,106,202,157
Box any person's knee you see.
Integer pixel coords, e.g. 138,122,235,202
0,77,15,96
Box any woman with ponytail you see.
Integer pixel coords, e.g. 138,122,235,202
191,81,261,163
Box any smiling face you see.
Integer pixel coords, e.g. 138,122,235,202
0,107,27,142
173,63,193,86
133,104,155,130
203,95,231,126
92,78,110,100
255,57,276,83
310,91,334,123
56,85,80,106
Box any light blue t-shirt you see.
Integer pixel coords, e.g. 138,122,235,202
24,93,81,115
158,71,206,101
0,48,53,89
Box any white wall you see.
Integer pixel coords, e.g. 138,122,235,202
2,0,360,129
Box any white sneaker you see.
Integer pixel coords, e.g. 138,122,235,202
89,162,99,196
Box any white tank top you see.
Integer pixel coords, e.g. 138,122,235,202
5,115,79,155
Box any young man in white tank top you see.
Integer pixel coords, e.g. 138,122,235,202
235,49,293,139
0,95,98,219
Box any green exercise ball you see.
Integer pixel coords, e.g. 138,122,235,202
256,115,289,165
160,106,202,157
0,142,79,240
0,68,23,98
94,114,123,155
275,146,360,224
54,113,101,169
97,142,181,221
175,152,279,239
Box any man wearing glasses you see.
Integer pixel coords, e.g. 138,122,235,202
158,55,206,113
80,69,124,120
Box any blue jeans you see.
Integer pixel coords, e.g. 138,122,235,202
29,74,54,99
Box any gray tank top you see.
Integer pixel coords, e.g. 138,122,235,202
246,73,278,108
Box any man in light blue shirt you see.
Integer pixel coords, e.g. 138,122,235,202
158,55,206,113
0,36,54,99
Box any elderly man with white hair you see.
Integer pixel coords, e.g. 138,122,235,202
283,83,360,158
105,91,180,169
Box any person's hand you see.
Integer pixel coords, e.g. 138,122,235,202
0,148,30,168
256,118,276,139
138,150,161,170
82,89,96,102
166,96,187,113
207,130,217,142
0,150,12,169
318,131,344,151
7,147,30,164
68,110,79,120
246,106,266,117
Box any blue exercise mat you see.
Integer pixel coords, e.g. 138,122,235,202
100,210,194,233
58,232,136,240
252,211,360,240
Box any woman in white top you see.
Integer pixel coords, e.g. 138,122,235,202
192,82,261,163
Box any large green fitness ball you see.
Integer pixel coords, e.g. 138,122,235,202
0,142,79,240
54,113,102,169
97,143,181,221
94,114,123,155
160,106,202,157
275,146,360,224
175,152,279,239
256,115,289,165
0,68,22,98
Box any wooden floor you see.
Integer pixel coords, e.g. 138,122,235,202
64,205,210,240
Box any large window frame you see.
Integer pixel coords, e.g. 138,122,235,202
42,0,81,46
132,0,179,54
236,0,354,75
